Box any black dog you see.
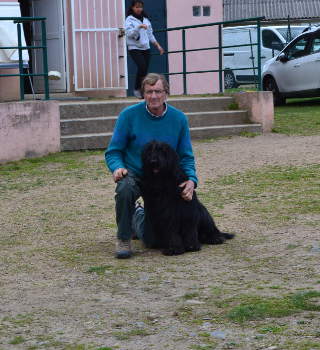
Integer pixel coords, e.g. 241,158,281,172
141,141,234,255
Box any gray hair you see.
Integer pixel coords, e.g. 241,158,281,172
141,73,170,95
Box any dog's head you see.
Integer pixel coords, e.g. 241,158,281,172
142,141,179,178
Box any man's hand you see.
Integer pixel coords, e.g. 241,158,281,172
179,180,195,201
139,24,148,29
113,168,128,182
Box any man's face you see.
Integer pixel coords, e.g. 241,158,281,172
144,80,167,112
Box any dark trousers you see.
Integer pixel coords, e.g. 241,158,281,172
115,170,157,247
129,49,151,90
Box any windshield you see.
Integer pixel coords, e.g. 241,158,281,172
276,27,306,43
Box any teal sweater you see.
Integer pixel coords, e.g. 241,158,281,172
105,102,198,185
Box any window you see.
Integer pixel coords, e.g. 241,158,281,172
310,36,320,54
193,5,211,16
193,6,201,16
276,27,305,42
203,6,211,16
286,37,310,60
262,29,282,49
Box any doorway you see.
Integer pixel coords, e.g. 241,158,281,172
19,0,67,93
125,0,168,96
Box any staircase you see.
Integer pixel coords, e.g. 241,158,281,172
59,96,262,151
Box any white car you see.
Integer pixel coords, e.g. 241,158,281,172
223,25,306,88
262,26,320,105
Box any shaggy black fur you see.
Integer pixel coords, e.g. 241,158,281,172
141,141,234,255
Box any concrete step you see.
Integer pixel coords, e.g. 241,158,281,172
60,116,117,136
60,124,262,151
187,110,249,128
190,124,262,139
61,132,112,151
59,96,235,119
59,96,262,151
60,110,249,136
170,96,234,113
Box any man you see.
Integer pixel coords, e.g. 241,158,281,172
105,73,198,258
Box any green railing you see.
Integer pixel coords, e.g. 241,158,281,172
0,17,49,100
154,16,266,94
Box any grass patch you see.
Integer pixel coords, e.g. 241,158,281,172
227,102,239,110
63,345,113,350
258,324,288,334
183,292,200,300
226,290,320,323
239,131,259,138
9,335,26,344
2,313,34,326
0,151,88,175
225,86,257,93
201,164,320,226
286,244,299,250
0,150,105,193
273,99,320,135
64,346,87,350
112,328,151,340
283,340,320,350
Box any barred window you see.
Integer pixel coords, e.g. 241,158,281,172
203,6,211,16
193,6,201,17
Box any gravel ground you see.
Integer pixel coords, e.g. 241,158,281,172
194,134,320,181
0,133,319,350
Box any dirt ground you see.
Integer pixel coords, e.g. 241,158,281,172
0,133,320,350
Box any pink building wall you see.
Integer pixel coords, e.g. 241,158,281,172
167,0,223,95
0,101,60,163
1,0,223,97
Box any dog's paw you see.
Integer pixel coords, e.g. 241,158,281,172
185,242,201,252
162,246,185,256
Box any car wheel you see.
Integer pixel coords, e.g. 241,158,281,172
224,70,238,89
264,76,286,106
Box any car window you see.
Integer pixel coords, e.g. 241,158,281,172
276,27,306,42
310,36,320,54
262,29,282,49
285,37,310,60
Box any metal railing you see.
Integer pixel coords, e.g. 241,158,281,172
154,16,265,94
0,17,49,100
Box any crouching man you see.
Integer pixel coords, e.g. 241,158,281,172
105,73,197,258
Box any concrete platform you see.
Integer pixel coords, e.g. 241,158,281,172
59,95,264,151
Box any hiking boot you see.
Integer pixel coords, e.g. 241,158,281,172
115,239,133,259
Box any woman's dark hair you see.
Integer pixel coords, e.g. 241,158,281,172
126,1,149,18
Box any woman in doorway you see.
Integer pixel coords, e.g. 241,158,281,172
125,0,164,98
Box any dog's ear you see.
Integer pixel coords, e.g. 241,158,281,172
141,140,159,176
162,143,180,176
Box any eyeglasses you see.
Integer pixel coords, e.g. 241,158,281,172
144,89,166,96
